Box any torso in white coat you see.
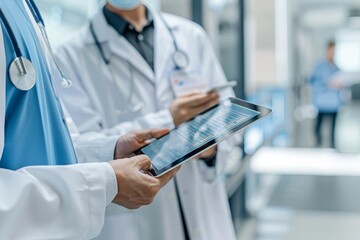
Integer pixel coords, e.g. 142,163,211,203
56,7,237,240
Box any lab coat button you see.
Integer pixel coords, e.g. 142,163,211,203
137,34,144,41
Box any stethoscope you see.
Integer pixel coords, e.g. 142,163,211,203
158,14,190,71
89,12,190,112
90,22,144,113
0,0,72,91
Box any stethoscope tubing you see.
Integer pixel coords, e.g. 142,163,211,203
90,10,189,70
25,0,72,88
90,21,144,113
0,8,22,58
26,0,44,26
90,22,109,65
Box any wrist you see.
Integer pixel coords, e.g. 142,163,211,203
199,152,217,167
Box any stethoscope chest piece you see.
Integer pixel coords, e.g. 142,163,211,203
9,57,36,91
173,50,189,70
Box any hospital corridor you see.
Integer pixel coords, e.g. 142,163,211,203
0,0,360,239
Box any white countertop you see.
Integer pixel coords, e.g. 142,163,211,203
251,147,360,176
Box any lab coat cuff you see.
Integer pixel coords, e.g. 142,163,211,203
83,162,117,206
103,162,118,205
81,162,117,237
197,140,236,182
96,136,119,162
160,109,175,129
73,135,119,163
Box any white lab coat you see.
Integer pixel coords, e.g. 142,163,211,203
0,1,118,239
56,7,238,240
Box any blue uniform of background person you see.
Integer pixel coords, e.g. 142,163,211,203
309,41,342,148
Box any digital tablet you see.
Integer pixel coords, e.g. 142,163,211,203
206,81,238,94
134,98,272,177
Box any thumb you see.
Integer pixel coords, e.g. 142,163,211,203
135,155,152,171
151,128,169,139
135,128,169,142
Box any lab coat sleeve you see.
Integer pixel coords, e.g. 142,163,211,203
73,132,119,163
60,102,119,164
0,12,117,239
196,26,242,181
0,162,117,240
101,109,174,136
55,45,175,137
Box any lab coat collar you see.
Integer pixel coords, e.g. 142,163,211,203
153,11,174,82
85,5,178,84
85,8,155,83
85,10,119,44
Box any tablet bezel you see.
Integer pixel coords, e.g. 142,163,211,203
134,97,272,177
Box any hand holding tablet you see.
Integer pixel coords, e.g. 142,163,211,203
135,98,272,177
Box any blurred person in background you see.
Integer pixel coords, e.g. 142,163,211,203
309,40,343,148
55,0,239,240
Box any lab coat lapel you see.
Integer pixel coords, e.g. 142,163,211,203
0,25,5,159
153,12,174,83
108,39,155,82
89,10,155,83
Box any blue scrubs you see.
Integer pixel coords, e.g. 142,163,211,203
0,0,77,170
309,61,342,113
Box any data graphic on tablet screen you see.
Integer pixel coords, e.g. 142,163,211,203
140,101,261,170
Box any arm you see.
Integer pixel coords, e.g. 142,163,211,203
0,129,179,239
0,20,115,239
196,27,242,180
0,163,117,240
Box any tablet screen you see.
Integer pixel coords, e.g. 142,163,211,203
140,99,262,171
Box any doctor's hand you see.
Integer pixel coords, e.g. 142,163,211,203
170,92,220,126
109,156,180,209
114,128,169,159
